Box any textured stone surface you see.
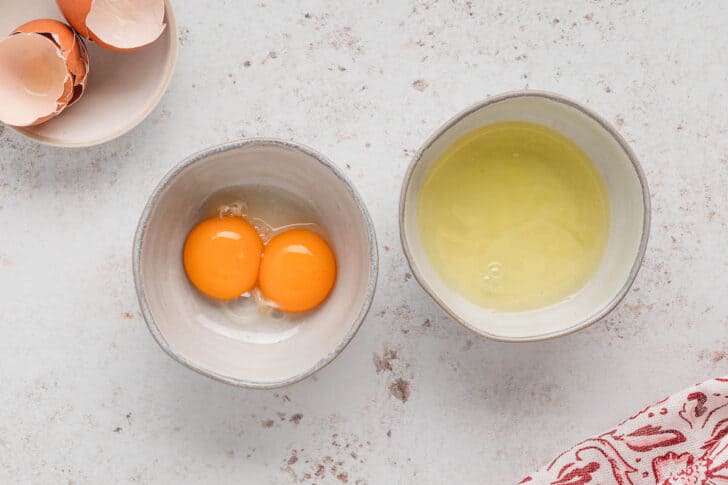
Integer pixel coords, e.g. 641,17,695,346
1,1,727,483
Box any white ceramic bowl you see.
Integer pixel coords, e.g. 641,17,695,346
400,91,650,342
134,139,378,388
0,0,177,147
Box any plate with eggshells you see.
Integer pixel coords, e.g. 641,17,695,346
0,0,177,147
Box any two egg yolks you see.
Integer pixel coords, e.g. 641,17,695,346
183,217,336,312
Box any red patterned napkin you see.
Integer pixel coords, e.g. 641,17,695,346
520,377,728,484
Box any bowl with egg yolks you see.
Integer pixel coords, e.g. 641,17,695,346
400,91,650,342
133,139,377,388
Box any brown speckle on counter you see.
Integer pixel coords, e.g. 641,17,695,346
373,347,398,374
178,27,191,45
623,302,655,317
261,51,278,64
700,350,727,363
389,378,411,403
262,419,274,428
411,79,429,91
274,393,291,403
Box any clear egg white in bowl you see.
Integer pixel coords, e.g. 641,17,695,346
134,139,378,388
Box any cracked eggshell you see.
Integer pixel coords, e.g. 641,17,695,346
0,19,89,127
57,0,166,52
1,0,177,146
14,19,89,105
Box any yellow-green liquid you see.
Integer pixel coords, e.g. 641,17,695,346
418,121,610,312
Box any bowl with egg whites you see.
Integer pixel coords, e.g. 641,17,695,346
400,90,650,342
133,139,378,388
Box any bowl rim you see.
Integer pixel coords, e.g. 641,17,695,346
132,138,379,389
398,89,651,342
8,0,179,148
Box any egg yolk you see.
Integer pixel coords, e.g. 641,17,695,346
183,217,263,300
258,229,337,312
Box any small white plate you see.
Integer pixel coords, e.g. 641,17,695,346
0,0,178,147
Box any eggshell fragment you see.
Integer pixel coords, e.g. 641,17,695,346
57,0,166,52
0,20,89,127
14,19,89,106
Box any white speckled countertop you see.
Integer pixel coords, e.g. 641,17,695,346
1,1,727,483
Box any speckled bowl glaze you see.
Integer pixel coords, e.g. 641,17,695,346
400,90,650,342
1,0,177,147
134,139,378,388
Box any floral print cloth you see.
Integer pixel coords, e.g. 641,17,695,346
521,378,728,484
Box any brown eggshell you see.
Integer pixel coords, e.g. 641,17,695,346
56,0,165,52
89,31,148,53
13,19,89,107
0,20,90,126
55,0,92,38
0,33,65,126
